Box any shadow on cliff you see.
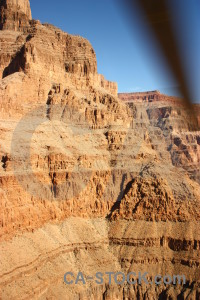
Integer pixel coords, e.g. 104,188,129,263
2,45,26,78
106,174,135,219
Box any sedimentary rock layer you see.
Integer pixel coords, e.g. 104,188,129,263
0,1,200,299
0,0,32,31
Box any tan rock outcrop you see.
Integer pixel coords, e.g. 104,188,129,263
0,0,32,31
110,177,200,221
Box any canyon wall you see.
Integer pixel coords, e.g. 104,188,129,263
0,0,32,31
118,90,182,104
0,1,200,299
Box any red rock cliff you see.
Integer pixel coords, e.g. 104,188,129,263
0,0,32,31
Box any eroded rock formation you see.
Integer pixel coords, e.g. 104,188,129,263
0,1,200,299
0,0,32,31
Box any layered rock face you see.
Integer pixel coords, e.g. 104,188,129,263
119,90,181,103
0,0,32,31
0,1,200,299
119,92,200,184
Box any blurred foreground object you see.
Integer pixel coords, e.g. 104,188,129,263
123,0,199,130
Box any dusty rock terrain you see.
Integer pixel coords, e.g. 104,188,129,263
0,1,200,299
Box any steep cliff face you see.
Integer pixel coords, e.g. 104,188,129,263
0,0,32,31
118,90,182,104
0,1,200,299
119,92,200,184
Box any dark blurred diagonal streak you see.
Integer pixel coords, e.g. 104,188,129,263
119,0,199,129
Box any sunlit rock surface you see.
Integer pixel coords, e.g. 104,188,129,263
0,1,200,299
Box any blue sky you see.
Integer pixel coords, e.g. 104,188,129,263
30,0,200,103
